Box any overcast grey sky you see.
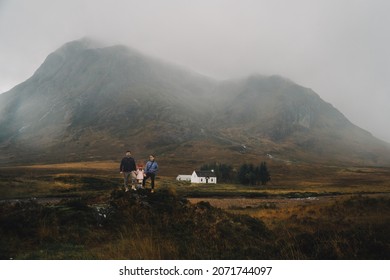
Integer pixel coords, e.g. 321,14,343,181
1,0,390,142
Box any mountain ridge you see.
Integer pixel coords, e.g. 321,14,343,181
1,39,390,167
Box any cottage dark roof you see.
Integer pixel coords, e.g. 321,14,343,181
194,170,216,177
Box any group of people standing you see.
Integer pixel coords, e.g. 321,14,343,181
119,151,159,193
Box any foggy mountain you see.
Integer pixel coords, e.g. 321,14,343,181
1,38,390,166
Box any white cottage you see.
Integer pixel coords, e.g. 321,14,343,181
176,170,217,184
191,170,217,184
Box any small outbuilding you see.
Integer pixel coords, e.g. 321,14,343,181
176,175,192,182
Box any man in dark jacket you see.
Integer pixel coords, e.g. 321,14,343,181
120,151,137,191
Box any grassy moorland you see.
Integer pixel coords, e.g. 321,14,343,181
0,162,389,259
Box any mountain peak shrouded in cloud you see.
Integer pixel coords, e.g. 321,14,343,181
1,1,390,143
58,37,101,52
0,39,390,166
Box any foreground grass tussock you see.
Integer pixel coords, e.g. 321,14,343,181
0,188,275,259
0,184,389,260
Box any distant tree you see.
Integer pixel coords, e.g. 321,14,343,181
238,164,249,185
258,161,271,185
238,163,257,185
238,162,271,186
200,162,234,183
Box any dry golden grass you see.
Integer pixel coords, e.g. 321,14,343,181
190,193,390,233
2,160,389,201
1,159,389,259
89,226,178,260
11,161,118,172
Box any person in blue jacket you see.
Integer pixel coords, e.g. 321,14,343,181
143,154,159,193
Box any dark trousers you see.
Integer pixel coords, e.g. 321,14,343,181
143,172,156,189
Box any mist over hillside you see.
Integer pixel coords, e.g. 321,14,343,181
1,38,390,167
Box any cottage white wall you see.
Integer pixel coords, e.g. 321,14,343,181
191,171,199,183
209,177,217,184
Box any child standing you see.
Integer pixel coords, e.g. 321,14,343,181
136,165,145,189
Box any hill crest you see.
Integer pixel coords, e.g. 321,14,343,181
1,39,390,167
